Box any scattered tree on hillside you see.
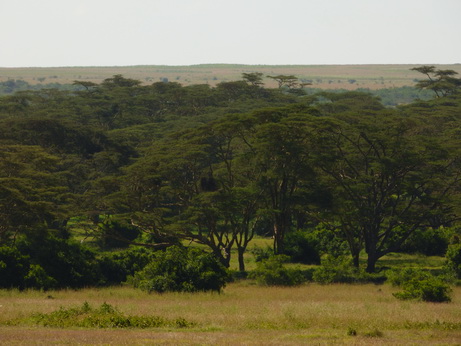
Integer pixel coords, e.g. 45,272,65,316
411,65,461,98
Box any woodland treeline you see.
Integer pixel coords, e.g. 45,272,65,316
1,67,461,290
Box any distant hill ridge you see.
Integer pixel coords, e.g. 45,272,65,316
0,64,460,90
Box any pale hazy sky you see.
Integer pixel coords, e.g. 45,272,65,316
1,0,460,67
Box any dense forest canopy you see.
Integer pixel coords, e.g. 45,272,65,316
1,66,461,289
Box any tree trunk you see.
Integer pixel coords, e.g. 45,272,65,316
366,253,378,273
352,252,360,269
237,247,245,272
212,247,231,268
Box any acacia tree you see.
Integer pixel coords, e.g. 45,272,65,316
266,75,311,95
310,114,460,272
244,108,319,254
411,65,461,98
117,121,258,268
0,145,70,243
242,72,264,87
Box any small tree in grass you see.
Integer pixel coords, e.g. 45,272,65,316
249,255,306,286
389,268,452,303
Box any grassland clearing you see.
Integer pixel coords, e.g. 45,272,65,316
0,282,460,345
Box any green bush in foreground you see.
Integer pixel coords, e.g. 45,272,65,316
249,255,307,286
129,246,229,293
21,302,194,329
389,268,452,303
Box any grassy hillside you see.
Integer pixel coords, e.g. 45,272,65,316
1,64,460,90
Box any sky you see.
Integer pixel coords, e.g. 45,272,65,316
1,0,460,67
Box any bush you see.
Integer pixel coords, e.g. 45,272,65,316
24,264,57,290
390,269,452,302
445,243,461,279
387,268,426,287
282,231,321,264
27,302,195,329
96,219,140,250
399,228,450,256
249,255,307,286
129,246,229,293
249,245,273,262
17,233,101,288
98,247,154,285
309,225,350,258
313,256,356,284
0,229,101,289
0,246,31,289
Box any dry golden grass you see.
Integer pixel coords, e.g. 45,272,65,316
2,64,461,90
1,283,460,345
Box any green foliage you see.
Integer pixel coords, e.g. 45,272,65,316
0,230,101,289
96,219,141,250
1,73,461,283
390,268,452,302
249,255,307,286
386,268,427,287
129,246,229,293
27,302,194,329
312,256,385,284
411,65,461,98
281,230,320,264
312,256,357,284
24,264,57,290
445,243,461,279
249,245,273,262
0,246,30,288
364,328,384,338
399,228,451,256
309,225,350,258
17,231,101,289
0,79,81,95
98,247,154,285
346,326,357,336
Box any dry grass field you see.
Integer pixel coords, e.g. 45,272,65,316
1,64,461,90
0,282,460,345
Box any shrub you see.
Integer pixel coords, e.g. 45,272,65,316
0,246,31,289
27,302,195,329
312,256,356,284
249,245,273,262
129,246,229,293
24,264,57,290
96,219,140,250
445,243,461,279
0,230,102,289
249,255,307,286
309,225,350,258
390,269,452,303
399,228,450,256
282,231,321,264
387,268,426,287
16,233,101,288
98,247,154,285
346,327,357,336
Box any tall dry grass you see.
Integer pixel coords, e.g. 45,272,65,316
1,282,460,344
